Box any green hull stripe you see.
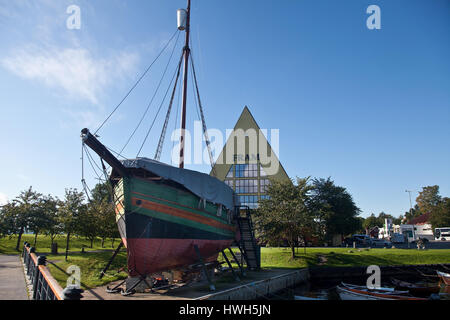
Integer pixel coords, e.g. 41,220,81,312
129,177,231,223
130,204,235,237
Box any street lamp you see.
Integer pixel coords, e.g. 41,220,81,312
405,190,415,247
405,190,413,213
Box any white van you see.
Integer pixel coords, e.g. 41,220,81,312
435,227,450,241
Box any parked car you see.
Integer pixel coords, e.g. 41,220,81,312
371,238,392,248
343,234,373,246
390,233,405,244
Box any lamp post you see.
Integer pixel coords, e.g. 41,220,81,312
405,190,413,213
405,190,414,247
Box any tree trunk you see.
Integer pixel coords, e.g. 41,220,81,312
33,231,39,247
111,238,115,248
65,232,70,262
291,242,295,259
101,237,105,248
304,236,307,255
90,238,94,248
15,226,24,251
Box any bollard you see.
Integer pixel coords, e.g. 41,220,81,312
51,242,58,255
62,285,84,300
37,256,47,266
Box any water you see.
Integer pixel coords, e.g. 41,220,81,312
292,282,340,300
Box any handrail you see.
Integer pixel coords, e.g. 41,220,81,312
22,243,79,300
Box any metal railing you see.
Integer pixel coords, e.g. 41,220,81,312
22,242,83,300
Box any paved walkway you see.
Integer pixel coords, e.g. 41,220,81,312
0,255,28,300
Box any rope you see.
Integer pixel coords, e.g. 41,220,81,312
94,29,179,135
171,69,183,164
136,52,185,158
119,31,182,156
190,54,216,175
83,145,106,182
154,56,184,161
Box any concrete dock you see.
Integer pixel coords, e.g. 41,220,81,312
82,268,309,300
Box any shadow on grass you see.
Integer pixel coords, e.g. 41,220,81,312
46,260,105,300
45,251,128,294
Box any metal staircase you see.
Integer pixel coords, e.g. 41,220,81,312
235,206,260,270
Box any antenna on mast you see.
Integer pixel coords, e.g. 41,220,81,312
178,0,191,168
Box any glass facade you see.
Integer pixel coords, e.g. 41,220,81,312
224,163,270,209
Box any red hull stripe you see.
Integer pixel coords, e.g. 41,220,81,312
131,197,234,232
126,238,233,276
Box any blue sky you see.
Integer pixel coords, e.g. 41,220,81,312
0,0,449,218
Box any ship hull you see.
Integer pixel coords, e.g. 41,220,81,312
114,176,236,276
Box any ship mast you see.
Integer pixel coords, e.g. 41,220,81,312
179,0,191,168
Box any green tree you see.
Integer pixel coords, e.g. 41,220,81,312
12,187,42,251
310,178,361,241
254,177,316,258
78,204,98,248
392,215,403,225
59,188,86,261
0,202,20,238
404,204,422,223
429,197,450,229
88,183,117,248
416,185,441,215
28,194,58,247
363,213,380,230
41,195,63,245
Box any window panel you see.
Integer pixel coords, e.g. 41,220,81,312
236,179,258,194
224,180,234,190
226,165,235,178
260,179,270,193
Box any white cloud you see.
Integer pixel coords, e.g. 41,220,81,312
1,46,139,105
0,192,8,205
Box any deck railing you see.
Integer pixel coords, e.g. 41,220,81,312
22,242,83,300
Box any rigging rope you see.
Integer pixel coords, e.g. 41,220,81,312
136,52,185,158
189,54,217,176
171,68,183,165
154,55,184,161
119,31,182,156
94,29,179,135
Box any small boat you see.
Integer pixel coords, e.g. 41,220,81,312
337,283,427,300
437,271,450,286
390,278,441,296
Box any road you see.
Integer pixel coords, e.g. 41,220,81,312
391,240,450,250
0,255,29,300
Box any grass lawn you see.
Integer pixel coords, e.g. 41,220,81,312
258,247,450,269
0,234,121,255
0,234,126,289
45,251,128,289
